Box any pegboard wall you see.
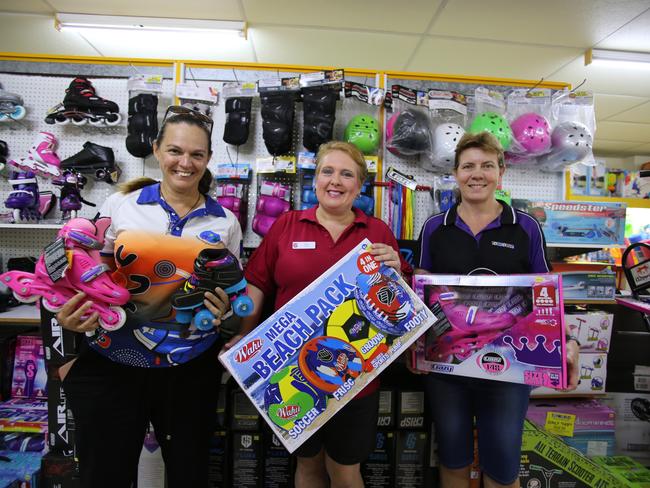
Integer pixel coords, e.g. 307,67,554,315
0,60,564,266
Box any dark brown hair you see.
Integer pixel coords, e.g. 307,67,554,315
454,131,505,170
121,113,213,194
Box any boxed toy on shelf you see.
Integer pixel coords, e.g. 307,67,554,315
412,274,567,388
220,239,436,452
562,271,617,302
512,199,626,247
526,398,616,457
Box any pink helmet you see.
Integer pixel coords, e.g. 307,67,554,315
510,112,552,155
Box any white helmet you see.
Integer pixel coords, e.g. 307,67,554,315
431,123,465,169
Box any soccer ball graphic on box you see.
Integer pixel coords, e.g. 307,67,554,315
264,365,327,431
325,299,388,364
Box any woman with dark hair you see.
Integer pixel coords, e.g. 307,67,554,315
416,131,580,488
56,106,242,488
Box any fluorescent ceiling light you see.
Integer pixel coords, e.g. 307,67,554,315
55,13,246,37
585,48,650,69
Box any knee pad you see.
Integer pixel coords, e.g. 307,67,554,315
353,194,374,216
302,87,338,153
217,195,241,214
223,97,252,146
215,183,243,199
259,181,292,201
260,92,297,156
252,213,278,237
126,94,158,158
301,186,318,205
256,195,289,218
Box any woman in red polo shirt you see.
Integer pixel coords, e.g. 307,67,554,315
231,141,411,488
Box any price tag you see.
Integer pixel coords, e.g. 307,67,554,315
544,411,575,437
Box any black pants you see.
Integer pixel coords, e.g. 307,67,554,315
63,342,222,488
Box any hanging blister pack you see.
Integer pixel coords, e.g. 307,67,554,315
125,75,163,158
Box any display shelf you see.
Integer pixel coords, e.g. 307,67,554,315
0,304,40,324
547,243,626,249
0,222,63,230
564,172,650,208
564,299,617,305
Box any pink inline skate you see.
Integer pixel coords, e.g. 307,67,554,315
0,217,129,330
429,301,518,362
9,131,61,178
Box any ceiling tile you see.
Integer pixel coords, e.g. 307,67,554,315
48,0,243,20
250,26,420,70
549,56,650,98
608,101,650,123
243,0,441,33
0,1,53,14
431,0,649,47
596,8,650,51
0,13,98,56
407,37,580,80
594,94,648,120
596,121,650,143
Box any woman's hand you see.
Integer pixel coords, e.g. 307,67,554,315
564,339,580,391
55,292,100,333
203,287,231,328
370,243,401,273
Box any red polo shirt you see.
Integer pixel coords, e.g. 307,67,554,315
245,205,412,398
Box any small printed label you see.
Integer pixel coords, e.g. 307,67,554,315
545,411,576,437
292,241,316,249
43,238,69,282
491,241,515,249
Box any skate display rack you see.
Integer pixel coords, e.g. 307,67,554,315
0,52,572,264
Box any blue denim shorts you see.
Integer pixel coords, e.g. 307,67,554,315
424,373,532,484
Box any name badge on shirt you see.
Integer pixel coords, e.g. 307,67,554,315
292,241,316,249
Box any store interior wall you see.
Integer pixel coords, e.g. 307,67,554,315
1,0,650,162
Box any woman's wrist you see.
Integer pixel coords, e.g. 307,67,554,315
566,334,581,347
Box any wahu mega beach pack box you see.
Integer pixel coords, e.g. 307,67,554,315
220,239,437,452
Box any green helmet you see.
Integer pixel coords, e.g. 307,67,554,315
468,112,513,150
344,114,380,154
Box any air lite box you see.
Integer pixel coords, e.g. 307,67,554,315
413,274,567,388
220,239,436,452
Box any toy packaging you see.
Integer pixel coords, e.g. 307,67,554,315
0,398,47,434
512,200,626,247
220,239,436,453
10,336,46,400
412,274,567,389
562,271,617,302
520,420,624,488
565,312,614,352
526,399,616,457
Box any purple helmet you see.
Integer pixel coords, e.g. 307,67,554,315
510,112,552,155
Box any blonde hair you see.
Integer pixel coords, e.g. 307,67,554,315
315,141,368,184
